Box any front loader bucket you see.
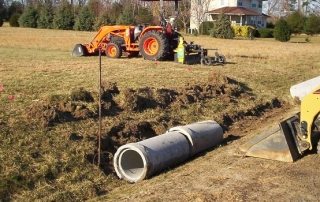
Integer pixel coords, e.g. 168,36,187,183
240,115,302,162
72,44,87,57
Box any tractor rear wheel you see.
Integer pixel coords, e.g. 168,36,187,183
139,31,169,61
106,43,122,58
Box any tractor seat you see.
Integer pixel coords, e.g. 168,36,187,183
134,25,144,41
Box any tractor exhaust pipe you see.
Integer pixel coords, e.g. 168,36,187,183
114,121,223,183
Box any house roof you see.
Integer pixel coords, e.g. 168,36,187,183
207,7,261,16
262,13,271,17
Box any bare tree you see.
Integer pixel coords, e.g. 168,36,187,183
265,0,293,18
178,0,190,33
266,0,280,15
303,0,320,14
190,0,211,30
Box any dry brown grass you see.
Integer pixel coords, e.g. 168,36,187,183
0,26,320,201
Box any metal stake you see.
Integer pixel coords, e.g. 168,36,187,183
98,48,102,166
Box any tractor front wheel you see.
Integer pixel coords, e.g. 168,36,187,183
106,43,122,58
139,31,169,61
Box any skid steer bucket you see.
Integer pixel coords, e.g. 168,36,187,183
72,44,87,56
240,115,303,162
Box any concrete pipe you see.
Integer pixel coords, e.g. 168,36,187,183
114,120,223,183
169,120,224,155
114,131,191,183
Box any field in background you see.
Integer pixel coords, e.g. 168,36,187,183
1,26,320,201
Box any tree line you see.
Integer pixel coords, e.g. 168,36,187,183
195,11,320,43
285,11,320,35
0,0,190,31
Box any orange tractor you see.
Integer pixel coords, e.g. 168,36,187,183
72,0,181,61
72,0,225,64
72,24,179,61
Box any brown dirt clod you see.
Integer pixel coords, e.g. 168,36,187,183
106,121,156,148
120,87,158,112
101,82,120,102
70,87,94,102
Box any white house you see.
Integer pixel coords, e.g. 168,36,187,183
190,0,269,30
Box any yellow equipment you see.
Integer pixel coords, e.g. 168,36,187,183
240,77,320,162
174,36,185,63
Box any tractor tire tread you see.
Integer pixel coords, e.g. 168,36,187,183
139,31,169,61
106,42,122,58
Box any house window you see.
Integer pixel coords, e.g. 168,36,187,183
252,3,256,8
258,21,261,24
237,1,243,6
258,2,262,8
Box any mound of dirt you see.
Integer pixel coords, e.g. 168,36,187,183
27,101,72,128
70,87,94,102
120,87,159,112
27,85,121,127
220,98,282,130
154,88,179,108
101,82,120,102
177,76,247,106
27,101,93,127
106,121,156,148
118,75,248,112
27,99,121,127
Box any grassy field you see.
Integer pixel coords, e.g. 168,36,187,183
1,25,320,201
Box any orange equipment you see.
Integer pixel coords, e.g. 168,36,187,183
72,24,178,61
72,0,182,61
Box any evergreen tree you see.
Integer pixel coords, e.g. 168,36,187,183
8,1,23,20
53,0,74,30
37,2,54,29
199,21,214,35
274,19,291,42
304,14,320,35
109,2,123,24
74,6,94,31
117,5,135,25
0,0,7,21
18,6,38,28
286,11,305,33
135,7,153,24
210,14,234,39
88,0,103,18
93,11,112,30
9,13,20,27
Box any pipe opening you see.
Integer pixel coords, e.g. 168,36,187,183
119,149,145,181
